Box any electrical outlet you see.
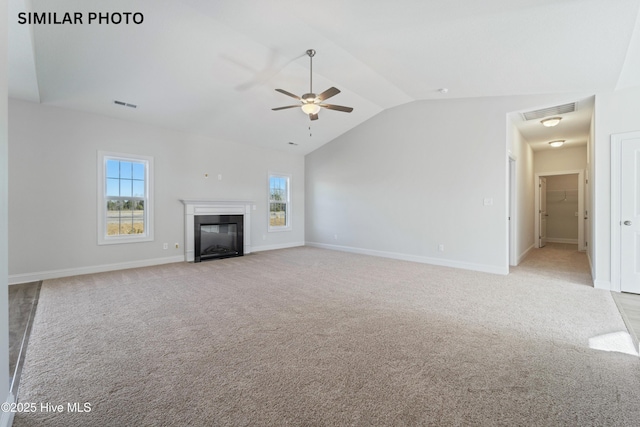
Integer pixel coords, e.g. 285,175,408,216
175,243,179,249
334,234,338,240
438,244,445,252
163,243,168,250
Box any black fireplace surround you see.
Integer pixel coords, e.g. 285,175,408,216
194,215,243,262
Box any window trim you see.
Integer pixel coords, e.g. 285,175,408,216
97,151,154,245
268,172,292,232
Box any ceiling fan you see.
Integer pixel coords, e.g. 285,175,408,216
272,49,353,121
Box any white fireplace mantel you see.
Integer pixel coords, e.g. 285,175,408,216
180,199,252,262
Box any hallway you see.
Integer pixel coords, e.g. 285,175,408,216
514,242,592,287
515,243,639,352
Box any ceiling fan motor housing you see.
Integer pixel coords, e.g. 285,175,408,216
302,93,317,103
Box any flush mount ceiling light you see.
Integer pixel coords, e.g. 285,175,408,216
541,117,562,127
548,140,565,148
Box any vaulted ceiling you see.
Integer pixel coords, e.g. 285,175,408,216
9,0,640,154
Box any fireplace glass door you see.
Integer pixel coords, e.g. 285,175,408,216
194,215,243,262
201,224,237,257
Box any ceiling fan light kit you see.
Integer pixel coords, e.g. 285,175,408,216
272,49,353,121
301,103,321,115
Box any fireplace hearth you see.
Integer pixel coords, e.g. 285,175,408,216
194,215,244,262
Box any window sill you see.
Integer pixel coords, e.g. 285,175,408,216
98,235,154,245
268,227,292,233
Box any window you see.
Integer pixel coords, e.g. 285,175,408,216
98,151,153,244
268,173,291,231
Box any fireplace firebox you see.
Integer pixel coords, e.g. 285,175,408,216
194,215,244,262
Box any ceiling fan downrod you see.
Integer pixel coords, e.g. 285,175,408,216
307,49,315,95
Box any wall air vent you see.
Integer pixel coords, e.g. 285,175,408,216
521,102,575,121
114,100,137,109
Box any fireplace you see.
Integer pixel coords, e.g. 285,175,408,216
180,199,252,263
194,215,243,262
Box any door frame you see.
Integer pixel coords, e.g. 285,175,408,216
611,131,640,293
509,154,517,266
534,169,585,250
539,176,548,248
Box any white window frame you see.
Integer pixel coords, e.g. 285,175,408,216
97,151,154,245
268,173,292,232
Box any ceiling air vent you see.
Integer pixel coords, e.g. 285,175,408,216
521,102,576,121
114,100,137,109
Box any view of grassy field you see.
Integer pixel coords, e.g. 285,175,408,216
107,222,144,235
270,211,286,227
107,210,144,235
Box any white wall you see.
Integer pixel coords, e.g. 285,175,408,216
306,94,586,275
534,146,587,174
1,0,12,422
594,85,640,289
508,122,535,264
8,99,305,282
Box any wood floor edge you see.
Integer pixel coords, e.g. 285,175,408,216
611,292,640,353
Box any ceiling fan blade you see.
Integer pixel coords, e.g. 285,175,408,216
275,89,301,100
272,105,300,111
309,113,319,121
320,104,353,113
317,87,340,101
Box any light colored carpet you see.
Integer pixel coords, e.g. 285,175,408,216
14,246,640,426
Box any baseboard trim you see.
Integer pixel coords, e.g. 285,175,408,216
0,392,15,427
593,279,612,291
9,242,507,283
546,238,579,244
7,244,311,284
8,255,185,285
306,242,508,275
518,244,535,265
251,242,305,253
587,252,597,288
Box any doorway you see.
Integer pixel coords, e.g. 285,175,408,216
611,131,640,294
535,170,585,250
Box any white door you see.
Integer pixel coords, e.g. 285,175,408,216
539,177,547,248
621,137,640,293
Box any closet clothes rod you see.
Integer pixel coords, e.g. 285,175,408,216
546,189,578,202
